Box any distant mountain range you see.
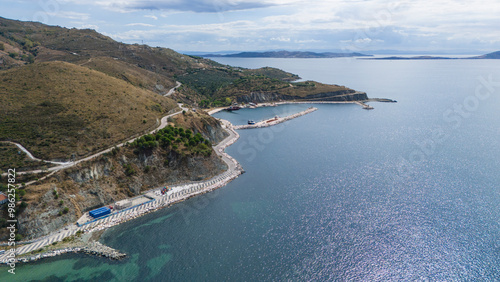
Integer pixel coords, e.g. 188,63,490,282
201,51,372,58
368,51,500,60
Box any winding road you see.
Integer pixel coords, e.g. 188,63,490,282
0,115,244,262
1,81,187,179
164,81,181,96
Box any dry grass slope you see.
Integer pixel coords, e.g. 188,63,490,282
80,56,177,94
0,61,178,160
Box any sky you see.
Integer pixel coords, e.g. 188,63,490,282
1,0,500,54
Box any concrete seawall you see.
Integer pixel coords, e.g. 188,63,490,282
234,107,317,130
0,113,244,264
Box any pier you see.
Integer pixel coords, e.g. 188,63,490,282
234,107,318,130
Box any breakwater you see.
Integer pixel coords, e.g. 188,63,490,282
4,241,126,264
234,107,317,130
80,241,126,260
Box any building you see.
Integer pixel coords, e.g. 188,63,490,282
89,207,111,218
0,192,8,205
114,199,132,210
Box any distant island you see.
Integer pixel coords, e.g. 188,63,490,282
201,50,372,58
367,51,500,60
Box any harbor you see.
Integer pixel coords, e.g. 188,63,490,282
234,107,318,129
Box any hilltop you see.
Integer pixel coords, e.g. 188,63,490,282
367,51,500,60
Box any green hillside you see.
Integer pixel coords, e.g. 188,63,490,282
0,16,366,160
0,16,358,106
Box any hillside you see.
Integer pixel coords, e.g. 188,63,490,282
0,61,178,160
0,17,366,108
369,51,500,60
0,16,376,242
473,51,500,59
1,113,228,240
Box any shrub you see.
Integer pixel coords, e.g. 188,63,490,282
123,164,136,176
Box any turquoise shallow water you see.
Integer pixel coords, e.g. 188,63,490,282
2,58,500,281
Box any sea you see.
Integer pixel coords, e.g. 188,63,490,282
2,56,500,281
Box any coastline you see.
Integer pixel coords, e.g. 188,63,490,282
0,100,363,265
0,112,243,265
207,97,396,115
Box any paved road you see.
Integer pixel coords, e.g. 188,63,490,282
164,81,181,96
1,99,187,177
0,116,244,262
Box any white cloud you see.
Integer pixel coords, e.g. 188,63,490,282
66,0,301,13
80,24,99,31
126,23,155,27
4,0,500,52
271,36,291,42
46,11,90,20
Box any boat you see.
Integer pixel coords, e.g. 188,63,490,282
248,120,255,125
225,106,241,111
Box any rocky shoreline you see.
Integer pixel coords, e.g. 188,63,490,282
0,103,352,265
10,242,126,264
0,113,244,265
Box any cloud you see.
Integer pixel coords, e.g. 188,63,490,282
271,36,290,42
129,0,271,12
78,0,292,13
46,11,90,20
80,24,99,31
4,0,500,52
126,23,155,27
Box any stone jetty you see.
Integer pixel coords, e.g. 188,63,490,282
81,241,126,260
234,107,317,130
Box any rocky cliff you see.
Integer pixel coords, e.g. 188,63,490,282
9,115,228,240
236,90,368,103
